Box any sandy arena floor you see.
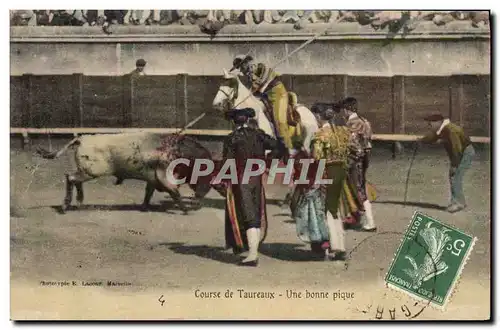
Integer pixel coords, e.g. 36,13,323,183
9,139,491,320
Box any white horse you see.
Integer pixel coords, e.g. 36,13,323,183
211,69,319,155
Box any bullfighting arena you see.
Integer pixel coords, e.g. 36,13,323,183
10,138,491,320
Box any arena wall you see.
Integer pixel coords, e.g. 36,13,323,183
10,22,490,76
10,22,491,138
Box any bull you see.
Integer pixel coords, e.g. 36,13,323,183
36,132,224,214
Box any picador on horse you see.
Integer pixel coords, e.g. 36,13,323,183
229,54,301,157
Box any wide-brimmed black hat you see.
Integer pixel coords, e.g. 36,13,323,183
341,97,358,110
226,107,256,119
229,54,253,72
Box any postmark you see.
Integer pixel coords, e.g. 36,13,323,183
385,211,477,310
345,231,436,319
357,300,426,320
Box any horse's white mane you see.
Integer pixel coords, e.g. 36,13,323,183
222,68,244,79
221,68,257,105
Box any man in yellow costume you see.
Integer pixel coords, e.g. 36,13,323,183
230,54,295,151
308,105,354,261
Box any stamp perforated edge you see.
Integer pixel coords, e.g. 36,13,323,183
440,235,477,310
385,282,445,312
383,210,477,312
384,210,419,285
383,210,441,311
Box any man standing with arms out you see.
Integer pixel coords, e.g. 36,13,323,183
218,107,285,267
309,106,353,261
342,97,377,232
419,114,475,213
230,55,293,151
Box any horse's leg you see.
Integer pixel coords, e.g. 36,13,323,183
140,182,155,212
188,184,203,210
282,148,298,206
155,167,189,214
212,182,227,198
280,185,295,208
62,173,74,213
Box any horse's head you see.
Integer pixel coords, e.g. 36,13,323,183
212,68,243,113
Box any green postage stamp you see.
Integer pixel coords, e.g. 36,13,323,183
385,211,477,310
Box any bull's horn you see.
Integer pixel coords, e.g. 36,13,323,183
426,221,433,229
222,68,229,78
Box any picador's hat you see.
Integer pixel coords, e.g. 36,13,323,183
342,97,358,111
230,54,253,72
226,107,256,119
423,114,445,122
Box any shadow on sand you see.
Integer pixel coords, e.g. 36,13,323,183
45,199,206,214
156,242,241,265
273,212,292,218
195,197,287,211
38,194,286,214
48,204,176,214
259,243,325,262
155,242,324,264
374,200,446,211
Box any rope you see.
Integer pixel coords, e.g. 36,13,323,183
403,143,419,207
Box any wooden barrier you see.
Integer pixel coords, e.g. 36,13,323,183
10,74,491,135
10,127,491,144
10,73,491,157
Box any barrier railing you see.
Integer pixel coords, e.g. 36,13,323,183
10,127,491,146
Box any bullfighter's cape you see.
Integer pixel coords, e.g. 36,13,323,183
220,125,284,250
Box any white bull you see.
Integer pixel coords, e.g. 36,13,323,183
36,132,218,214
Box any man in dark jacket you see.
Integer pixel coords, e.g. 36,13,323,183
419,114,475,213
216,107,285,266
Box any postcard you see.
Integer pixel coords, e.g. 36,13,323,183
9,9,491,320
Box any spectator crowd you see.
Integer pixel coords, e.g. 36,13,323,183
11,10,489,29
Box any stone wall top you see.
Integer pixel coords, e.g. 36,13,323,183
10,21,490,43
